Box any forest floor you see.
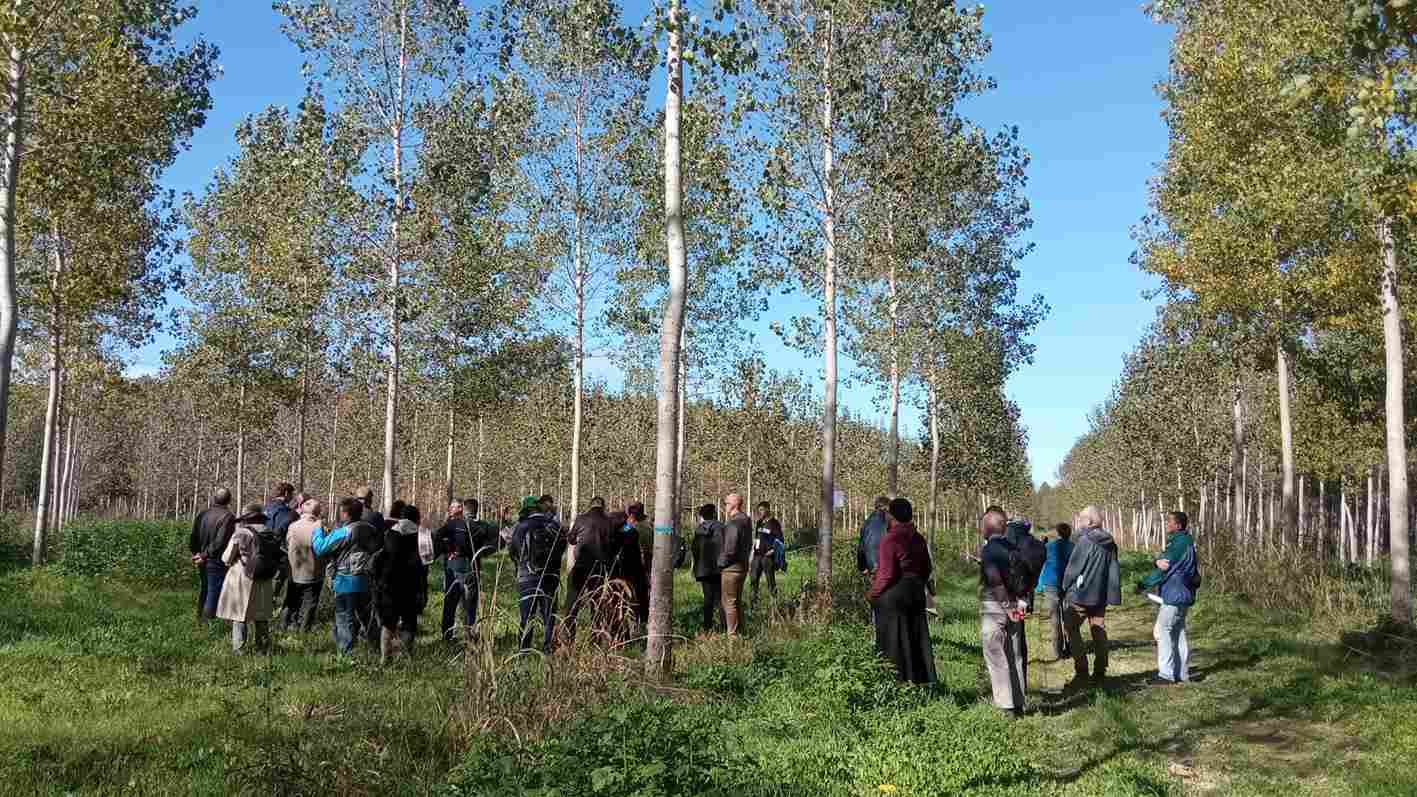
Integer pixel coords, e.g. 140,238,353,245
1,525,1415,796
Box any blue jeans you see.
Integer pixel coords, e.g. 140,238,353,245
442,566,478,641
1154,603,1190,682
202,560,227,618
518,575,560,654
333,591,374,654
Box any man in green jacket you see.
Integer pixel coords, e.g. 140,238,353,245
1137,510,1198,685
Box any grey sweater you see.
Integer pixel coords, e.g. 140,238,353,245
1061,527,1121,608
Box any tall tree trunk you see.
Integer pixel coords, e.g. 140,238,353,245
236,383,247,509
885,227,900,497
33,229,65,565
816,12,838,591
381,9,409,517
569,58,587,524
1277,340,1296,540
1378,215,1410,622
675,334,687,528
1230,376,1245,540
926,370,940,552
297,345,309,491
56,409,76,531
646,9,686,677
0,44,24,497
444,404,455,505
1367,465,1377,568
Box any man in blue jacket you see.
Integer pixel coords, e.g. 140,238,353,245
1036,522,1074,662
1138,510,1198,685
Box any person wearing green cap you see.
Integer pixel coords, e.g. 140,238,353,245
509,496,567,654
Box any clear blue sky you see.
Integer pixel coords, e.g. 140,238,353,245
146,1,1171,488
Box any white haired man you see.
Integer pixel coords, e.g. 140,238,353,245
1060,505,1121,689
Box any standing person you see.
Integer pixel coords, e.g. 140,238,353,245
509,496,567,654
869,498,936,684
1061,504,1122,689
189,488,237,625
606,509,650,631
750,501,782,606
373,504,427,662
562,496,615,641
314,498,380,655
978,507,1027,716
1003,517,1046,670
718,493,753,635
1036,522,1075,661
280,499,325,632
1138,511,1199,685
856,497,891,576
433,499,490,646
215,503,276,654
265,482,297,606
356,487,386,534
692,504,725,634
626,501,653,572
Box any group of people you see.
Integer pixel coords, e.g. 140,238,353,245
853,498,1202,717
189,481,1200,716
188,484,795,659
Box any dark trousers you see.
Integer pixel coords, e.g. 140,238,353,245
442,567,479,641
698,576,724,632
518,575,560,654
201,560,227,619
561,560,607,641
281,581,320,631
750,556,776,604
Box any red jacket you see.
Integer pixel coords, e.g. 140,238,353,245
869,521,931,601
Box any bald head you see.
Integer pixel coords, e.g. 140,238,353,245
725,493,743,514
1080,505,1103,528
980,508,1007,538
212,487,231,507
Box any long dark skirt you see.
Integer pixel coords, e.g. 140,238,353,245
872,575,937,685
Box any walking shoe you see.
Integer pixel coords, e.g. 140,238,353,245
1146,676,1178,687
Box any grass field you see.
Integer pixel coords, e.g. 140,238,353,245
2,520,1416,796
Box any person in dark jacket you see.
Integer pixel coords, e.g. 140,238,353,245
692,504,725,633
1138,511,1198,685
978,507,1026,714
1061,505,1122,688
356,486,386,536
750,501,782,606
718,493,753,635
856,497,890,575
509,496,567,654
190,487,237,624
869,498,936,685
265,481,297,604
433,498,493,645
373,504,427,662
562,496,615,642
605,509,650,631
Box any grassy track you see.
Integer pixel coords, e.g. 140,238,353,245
1,526,1415,796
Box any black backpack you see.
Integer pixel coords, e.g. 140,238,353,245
1005,534,1047,601
672,536,689,569
523,516,560,573
246,528,284,581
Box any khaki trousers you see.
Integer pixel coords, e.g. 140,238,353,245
720,564,747,635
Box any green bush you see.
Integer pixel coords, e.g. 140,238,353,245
57,519,190,585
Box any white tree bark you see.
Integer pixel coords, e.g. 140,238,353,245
1378,215,1410,622
381,6,410,517
33,228,66,565
1277,341,1296,539
0,41,24,499
816,11,838,590
645,4,686,676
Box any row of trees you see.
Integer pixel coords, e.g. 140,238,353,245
4,0,1043,673
1048,0,1417,625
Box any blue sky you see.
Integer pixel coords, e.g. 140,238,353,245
146,1,1170,488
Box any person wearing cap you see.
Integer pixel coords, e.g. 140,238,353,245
509,495,567,654
868,498,936,685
